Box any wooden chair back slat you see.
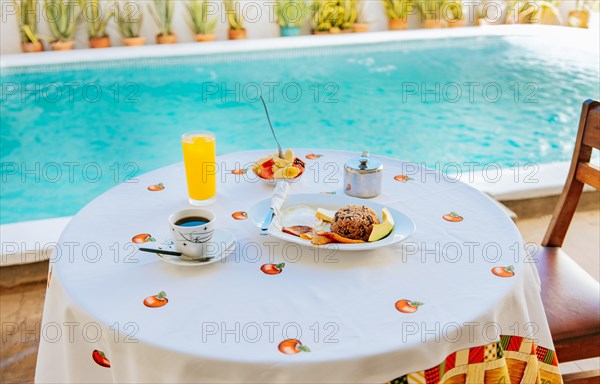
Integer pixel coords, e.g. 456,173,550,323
543,100,600,247
582,108,599,149
576,163,600,190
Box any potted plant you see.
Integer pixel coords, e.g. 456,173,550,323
15,0,43,52
311,0,339,34
185,0,218,41
568,0,593,28
476,0,500,25
382,0,412,30
79,0,112,48
149,0,176,43
506,1,562,25
446,0,467,27
418,0,447,28
115,2,144,46
45,0,79,50
276,0,308,36
225,0,246,39
338,0,356,32
352,0,370,32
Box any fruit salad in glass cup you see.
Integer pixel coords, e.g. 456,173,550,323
252,149,305,185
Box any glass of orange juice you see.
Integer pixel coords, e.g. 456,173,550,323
182,131,216,206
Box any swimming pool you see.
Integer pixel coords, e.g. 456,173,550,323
1,27,599,225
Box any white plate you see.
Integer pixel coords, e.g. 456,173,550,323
248,194,415,251
143,229,236,266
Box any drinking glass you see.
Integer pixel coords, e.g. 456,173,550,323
182,131,216,205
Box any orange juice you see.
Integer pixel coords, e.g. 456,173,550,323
182,132,216,205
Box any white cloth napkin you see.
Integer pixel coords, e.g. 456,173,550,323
270,181,290,216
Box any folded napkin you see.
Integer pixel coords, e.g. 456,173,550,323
271,181,290,216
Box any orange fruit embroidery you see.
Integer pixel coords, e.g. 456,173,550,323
278,339,310,354
143,291,168,308
261,263,285,275
395,299,423,313
92,350,110,367
443,212,463,222
492,265,515,278
131,234,155,243
394,175,412,182
232,211,248,220
306,154,322,160
231,169,247,175
147,183,164,191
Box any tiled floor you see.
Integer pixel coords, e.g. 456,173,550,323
0,282,46,383
1,210,599,383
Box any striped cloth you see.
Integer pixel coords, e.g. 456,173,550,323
387,336,562,384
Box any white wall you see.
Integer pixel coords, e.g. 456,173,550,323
0,0,594,55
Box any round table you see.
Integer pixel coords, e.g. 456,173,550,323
36,149,558,383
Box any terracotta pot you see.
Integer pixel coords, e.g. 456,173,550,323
422,19,447,29
477,18,492,26
312,30,330,35
448,19,468,28
195,33,216,42
568,10,589,28
89,36,110,48
388,19,408,30
22,41,44,53
228,29,247,40
156,34,177,44
123,36,145,46
352,23,369,33
50,40,74,50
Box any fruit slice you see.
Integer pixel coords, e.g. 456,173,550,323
315,208,336,222
283,166,299,179
368,208,395,242
283,149,294,162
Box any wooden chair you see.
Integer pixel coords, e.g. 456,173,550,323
535,99,600,383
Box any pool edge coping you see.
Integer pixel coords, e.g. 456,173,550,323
1,25,598,69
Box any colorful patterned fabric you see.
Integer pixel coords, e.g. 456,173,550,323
387,336,562,384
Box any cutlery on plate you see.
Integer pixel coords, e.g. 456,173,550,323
138,247,214,262
260,181,290,235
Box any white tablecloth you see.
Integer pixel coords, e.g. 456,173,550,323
36,149,553,383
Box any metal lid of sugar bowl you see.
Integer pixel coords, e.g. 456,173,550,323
344,151,383,174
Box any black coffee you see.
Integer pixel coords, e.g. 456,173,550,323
175,216,210,227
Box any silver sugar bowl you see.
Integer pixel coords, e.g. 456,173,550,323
344,151,383,198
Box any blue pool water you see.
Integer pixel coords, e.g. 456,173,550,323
1,35,599,224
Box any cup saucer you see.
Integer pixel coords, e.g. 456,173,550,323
150,228,236,267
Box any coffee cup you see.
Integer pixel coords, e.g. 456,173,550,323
168,208,216,259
